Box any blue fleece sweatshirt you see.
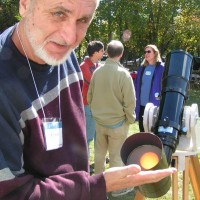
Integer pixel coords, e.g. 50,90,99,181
134,63,165,121
0,25,106,200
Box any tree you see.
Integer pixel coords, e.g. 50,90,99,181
76,0,200,64
1,0,199,62
0,0,19,33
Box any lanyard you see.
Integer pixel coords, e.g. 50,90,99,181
16,23,61,120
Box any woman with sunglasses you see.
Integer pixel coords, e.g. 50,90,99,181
134,44,164,132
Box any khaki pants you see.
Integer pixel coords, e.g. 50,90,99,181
94,122,129,174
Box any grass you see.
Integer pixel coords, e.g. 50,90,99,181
187,87,200,108
89,87,200,200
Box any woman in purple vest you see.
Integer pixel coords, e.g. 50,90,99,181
134,44,164,132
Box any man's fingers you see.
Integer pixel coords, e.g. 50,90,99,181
127,167,177,185
104,166,177,192
104,164,141,179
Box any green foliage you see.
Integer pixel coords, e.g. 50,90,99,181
77,0,200,63
0,0,19,33
1,0,199,64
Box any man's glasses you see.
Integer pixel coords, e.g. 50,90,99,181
144,50,152,54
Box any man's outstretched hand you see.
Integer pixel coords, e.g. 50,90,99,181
104,164,177,192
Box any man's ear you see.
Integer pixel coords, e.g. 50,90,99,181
19,0,29,17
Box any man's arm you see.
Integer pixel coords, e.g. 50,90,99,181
87,75,94,105
122,72,136,124
0,89,107,200
0,167,106,199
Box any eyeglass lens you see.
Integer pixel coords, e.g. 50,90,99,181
144,50,152,54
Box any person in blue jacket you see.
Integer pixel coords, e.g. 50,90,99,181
134,44,164,132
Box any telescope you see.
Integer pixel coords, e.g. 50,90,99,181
121,50,200,198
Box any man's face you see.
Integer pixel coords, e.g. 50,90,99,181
95,48,104,61
20,0,98,65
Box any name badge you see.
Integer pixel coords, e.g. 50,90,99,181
42,118,63,151
145,71,151,75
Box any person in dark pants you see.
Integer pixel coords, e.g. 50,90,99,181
134,44,164,132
